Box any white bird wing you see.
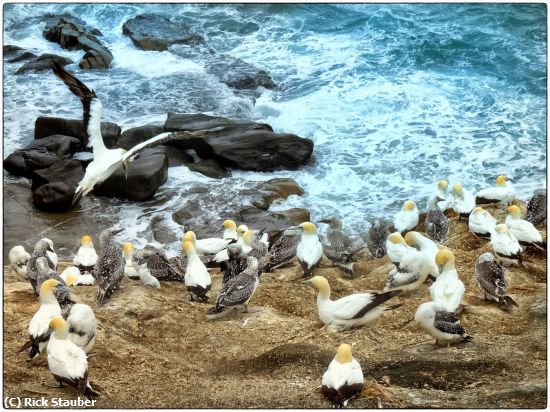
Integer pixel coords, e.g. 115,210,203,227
196,238,232,254
121,132,176,162
48,339,88,380
492,232,522,255
506,218,542,242
332,293,375,320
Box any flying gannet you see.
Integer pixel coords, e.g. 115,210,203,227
474,252,518,310
9,245,30,281
66,303,97,353
475,175,515,207
429,250,465,313
73,235,98,274
364,219,389,259
449,182,475,219
321,343,364,408
525,188,546,227
95,228,125,305
490,224,522,266
505,205,546,250
296,222,324,278
393,200,419,233
60,266,95,286
182,241,211,302
468,207,497,239
425,196,449,243
415,301,472,346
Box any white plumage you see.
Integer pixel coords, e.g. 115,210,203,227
182,241,211,302
429,250,465,313
321,344,364,408
9,245,30,281
214,224,249,262
426,179,450,211
122,242,140,280
184,230,232,255
60,266,95,286
43,238,59,270
222,219,238,240
468,207,497,238
73,235,98,273
386,233,414,265
404,231,440,278
296,222,323,277
490,224,523,266
66,303,97,353
505,205,546,250
415,301,472,345
475,175,515,205
449,182,476,217
393,200,419,233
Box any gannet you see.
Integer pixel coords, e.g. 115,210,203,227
95,228,125,305
505,205,546,250
47,317,100,400
474,252,518,310
60,266,95,286
425,196,449,243
321,343,364,408
207,256,260,315
264,227,301,272
213,224,249,262
122,242,140,280
27,238,57,295
429,250,465,313
364,219,389,259
449,182,475,218
468,207,497,238
296,222,324,278
426,179,450,211
384,247,434,292
475,175,515,206
219,244,248,285
525,188,546,227
415,301,472,346
9,245,30,281
133,245,184,282
386,233,414,268
319,218,363,278
404,231,439,278
51,62,179,206
302,276,402,332
43,238,59,269
73,235,98,274
184,230,232,255
243,230,270,274
182,241,211,302
490,224,522,266
393,200,419,233
18,279,63,359
35,257,67,298
222,219,238,240
66,303,97,353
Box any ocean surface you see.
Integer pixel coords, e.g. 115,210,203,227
3,3,547,254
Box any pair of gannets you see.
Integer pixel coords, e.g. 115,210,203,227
9,245,31,281
73,235,98,274
393,200,419,233
321,344,364,408
505,205,546,250
475,175,515,206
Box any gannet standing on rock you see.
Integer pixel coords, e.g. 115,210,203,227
321,343,364,408
364,219,389,259
61,266,95,286
66,303,97,353
425,196,449,243
296,222,324,278
474,252,518,310
430,250,465,313
182,241,211,302
122,242,140,280
264,227,301,272
525,188,546,227
302,276,402,332
319,217,363,278
475,175,515,207
393,200,419,233
9,245,30,281
73,235,98,274
27,238,57,295
449,182,475,219
95,228,125,305
47,317,100,400
468,207,497,238
415,301,472,346
505,205,546,250
490,224,523,266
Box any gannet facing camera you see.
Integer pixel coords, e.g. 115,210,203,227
393,200,419,233
296,222,323,278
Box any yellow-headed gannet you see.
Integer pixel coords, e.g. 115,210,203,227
183,230,232,255
425,196,449,243
61,266,95,286
525,188,546,227
449,182,475,219
490,224,522,266
122,242,140,279
296,222,323,278
66,303,97,353
214,224,249,262
35,258,74,315
364,219,390,259
73,235,98,274
393,200,419,233
415,301,472,346
505,205,546,250
182,241,211,302
222,219,238,240
404,231,440,279
9,245,30,281
429,250,464,313
386,233,414,268
95,228,125,305
475,175,515,206
242,230,270,273
468,207,497,238
474,252,518,310
426,179,450,210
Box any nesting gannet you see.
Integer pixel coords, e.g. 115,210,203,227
207,256,260,315
60,266,95,286
364,219,389,259
525,188,546,227
184,230,232,255
425,196,449,243
73,235,98,274
474,252,518,310
302,276,402,332
386,233,414,268
468,207,497,238
426,179,450,211
429,250,465,313
321,343,364,408
393,200,419,233
404,231,439,278
449,182,475,218
18,279,63,359
320,218,363,278
219,244,248,285
505,205,546,250
9,245,30,281
222,219,238,240
51,62,180,206
95,228,125,305
66,303,97,353
475,175,515,206
296,222,324,278
27,238,57,295
182,241,211,302
133,245,184,282
490,224,522,266
122,242,140,280
415,301,472,346
47,317,100,400
264,227,301,272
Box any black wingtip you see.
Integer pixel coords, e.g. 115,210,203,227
463,335,473,342
500,296,519,310
71,188,83,207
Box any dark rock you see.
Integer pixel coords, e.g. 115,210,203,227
276,208,311,225
238,207,297,232
187,158,229,179
122,14,206,51
94,148,168,201
164,112,271,133
31,158,84,190
117,124,165,149
3,44,23,55
253,178,304,209
149,215,181,244
4,135,81,178
8,51,37,63
43,15,113,69
15,53,73,74
34,117,121,148
32,181,77,211
158,146,194,168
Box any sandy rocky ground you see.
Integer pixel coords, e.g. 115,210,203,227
3,202,547,408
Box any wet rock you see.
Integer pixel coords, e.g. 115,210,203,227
93,147,168,201
276,208,311,225
31,158,84,191
117,124,165,149
122,14,206,51
43,15,113,69
8,51,37,63
34,116,121,148
15,53,73,74
187,158,229,179
253,178,304,209
4,135,81,178
3,44,24,55
149,215,181,245
159,146,194,168
32,182,76,212
164,112,271,133
238,207,296,232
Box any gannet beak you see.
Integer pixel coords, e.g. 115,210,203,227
318,219,332,224
301,279,313,285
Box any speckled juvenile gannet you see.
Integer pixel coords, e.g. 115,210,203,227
505,205,546,250
393,200,419,233
475,175,515,206
219,244,248,285
404,231,439,278
426,179,450,211
95,228,125,305
321,343,364,408
468,207,497,239
66,303,97,353
73,235,98,274
264,227,301,272
490,224,522,266
133,245,184,282
296,222,324,278
415,301,472,346
364,219,390,259
525,188,546,227
9,245,30,281
474,252,518,310
302,276,402,332
449,182,475,219
386,233,414,268
182,241,211,302
18,279,63,359
47,317,100,400
425,196,449,243
320,217,363,278
61,266,95,286
122,242,140,280
429,250,465,313
35,257,65,295
27,238,57,295
207,256,260,315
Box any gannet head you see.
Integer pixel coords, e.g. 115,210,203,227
301,275,330,295
80,235,93,247
299,221,317,234
496,175,507,186
335,343,353,364
452,182,463,195
472,207,485,214
65,273,79,287
403,200,416,211
243,230,254,245
222,220,237,230
495,224,508,234
182,240,195,255
388,233,405,244
404,231,419,246
435,249,455,267
507,205,521,217
183,231,197,244
437,179,448,191
237,225,249,236
122,242,134,257
49,316,69,337
40,278,60,298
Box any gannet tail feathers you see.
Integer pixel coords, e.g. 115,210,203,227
72,187,84,207
500,295,519,310
352,289,402,319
